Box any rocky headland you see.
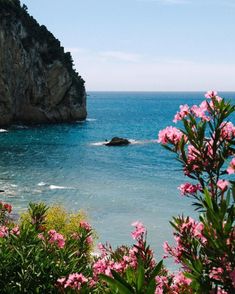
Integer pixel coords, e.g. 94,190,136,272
0,0,86,125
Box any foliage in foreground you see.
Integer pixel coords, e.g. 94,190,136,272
0,91,234,293
0,202,93,293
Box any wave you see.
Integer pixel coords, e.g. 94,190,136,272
0,129,8,132
38,182,46,186
90,141,107,146
86,118,97,122
49,185,74,190
129,139,158,145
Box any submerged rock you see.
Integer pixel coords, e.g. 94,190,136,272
105,137,130,146
0,0,86,125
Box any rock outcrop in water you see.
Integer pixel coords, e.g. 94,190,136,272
105,137,130,146
0,0,86,125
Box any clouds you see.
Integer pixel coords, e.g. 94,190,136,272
67,47,235,91
98,51,142,63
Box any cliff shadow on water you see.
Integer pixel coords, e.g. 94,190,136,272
0,0,87,126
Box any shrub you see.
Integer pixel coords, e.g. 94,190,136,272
0,202,94,292
158,91,235,293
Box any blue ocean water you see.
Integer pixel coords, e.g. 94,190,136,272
0,91,235,259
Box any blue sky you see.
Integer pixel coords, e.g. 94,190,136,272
22,0,235,91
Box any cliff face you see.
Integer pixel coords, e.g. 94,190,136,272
0,0,87,125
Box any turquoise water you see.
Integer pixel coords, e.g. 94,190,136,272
0,91,235,258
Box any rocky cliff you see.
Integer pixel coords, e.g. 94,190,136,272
0,0,87,125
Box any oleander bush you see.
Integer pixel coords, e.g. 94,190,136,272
0,202,94,293
0,91,234,293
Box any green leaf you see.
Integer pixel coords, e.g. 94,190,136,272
111,270,134,292
149,260,163,281
136,259,144,292
100,274,133,294
145,260,163,294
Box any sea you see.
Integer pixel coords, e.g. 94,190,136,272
0,91,234,262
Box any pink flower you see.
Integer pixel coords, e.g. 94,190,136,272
209,267,224,281
86,235,93,245
10,226,20,236
93,258,115,278
131,221,146,240
230,268,235,287
155,276,168,294
97,242,107,257
216,288,228,294
178,182,201,196
193,222,207,243
220,122,235,140
173,271,191,286
173,104,190,123
0,226,8,238
157,126,184,145
205,90,218,98
227,158,235,174
187,144,199,162
191,104,210,121
80,221,91,231
38,233,45,240
48,229,65,249
58,273,88,290
3,203,12,213
217,179,229,192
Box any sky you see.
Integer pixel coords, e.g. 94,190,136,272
21,0,235,91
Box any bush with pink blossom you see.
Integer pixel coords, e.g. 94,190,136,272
158,91,235,293
0,202,94,292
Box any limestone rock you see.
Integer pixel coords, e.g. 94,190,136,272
0,0,86,125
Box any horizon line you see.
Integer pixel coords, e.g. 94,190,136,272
86,90,235,93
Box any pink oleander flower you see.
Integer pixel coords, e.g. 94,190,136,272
205,90,217,99
193,222,207,243
209,267,224,281
191,104,210,121
178,182,201,196
227,158,235,174
217,179,229,192
163,241,171,258
86,235,93,245
157,126,184,145
57,277,66,285
0,202,12,213
131,221,146,240
38,233,45,240
155,276,169,294
230,268,235,287
80,221,91,231
187,144,200,164
173,271,191,286
173,104,190,123
48,229,65,249
220,122,235,140
58,273,88,290
98,242,108,257
93,257,116,278
10,226,20,236
88,279,96,288
0,226,8,238
216,288,228,294
3,203,12,213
